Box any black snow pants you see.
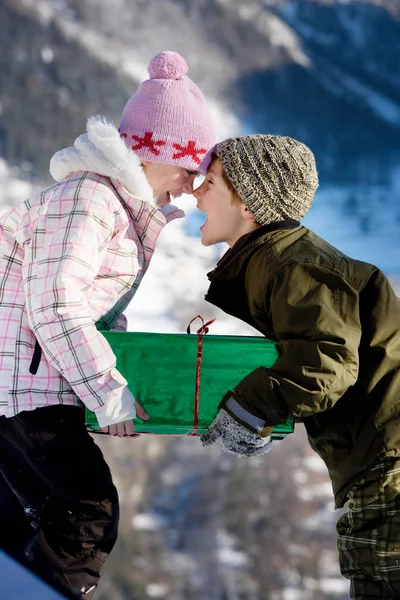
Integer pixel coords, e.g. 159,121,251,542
0,405,119,599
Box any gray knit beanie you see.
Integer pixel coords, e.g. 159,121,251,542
215,134,319,225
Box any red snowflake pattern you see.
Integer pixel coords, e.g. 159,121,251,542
173,141,207,165
131,132,166,156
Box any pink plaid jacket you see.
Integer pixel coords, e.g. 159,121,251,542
0,116,183,419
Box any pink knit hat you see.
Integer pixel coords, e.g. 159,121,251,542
119,51,218,174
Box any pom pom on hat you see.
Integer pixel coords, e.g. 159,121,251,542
148,51,188,80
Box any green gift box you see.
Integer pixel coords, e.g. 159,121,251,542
85,327,294,440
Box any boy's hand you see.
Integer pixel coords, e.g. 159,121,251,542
201,409,272,457
101,400,149,437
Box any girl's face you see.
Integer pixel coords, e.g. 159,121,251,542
142,161,199,200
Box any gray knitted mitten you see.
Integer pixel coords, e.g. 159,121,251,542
201,409,272,457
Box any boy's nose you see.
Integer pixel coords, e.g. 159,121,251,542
193,186,201,205
193,181,204,200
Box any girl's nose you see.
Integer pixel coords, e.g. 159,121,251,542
182,175,195,195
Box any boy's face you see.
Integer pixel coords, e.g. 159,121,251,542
194,158,255,247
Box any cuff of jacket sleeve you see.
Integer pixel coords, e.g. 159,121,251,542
219,392,274,438
159,203,185,222
94,386,136,427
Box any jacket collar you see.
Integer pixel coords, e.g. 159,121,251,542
208,219,300,281
49,115,155,205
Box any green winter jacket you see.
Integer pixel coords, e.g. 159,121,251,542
205,222,400,507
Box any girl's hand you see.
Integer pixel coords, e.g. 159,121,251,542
101,401,149,437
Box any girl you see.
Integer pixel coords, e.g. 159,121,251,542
0,51,217,598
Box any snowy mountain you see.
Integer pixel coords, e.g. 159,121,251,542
0,2,399,599
2,0,400,188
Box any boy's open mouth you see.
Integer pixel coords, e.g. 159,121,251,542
199,213,208,232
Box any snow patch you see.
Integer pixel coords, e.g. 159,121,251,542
301,454,328,474
216,529,249,567
132,512,166,531
338,71,400,126
146,583,169,598
297,482,333,502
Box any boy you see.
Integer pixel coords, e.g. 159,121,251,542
194,134,400,599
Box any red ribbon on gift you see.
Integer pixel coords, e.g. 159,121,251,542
186,315,216,436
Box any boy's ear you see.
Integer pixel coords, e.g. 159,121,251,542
241,204,256,222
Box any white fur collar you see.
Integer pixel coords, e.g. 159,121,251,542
49,115,155,205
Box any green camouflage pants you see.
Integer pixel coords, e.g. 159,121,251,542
337,457,400,599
